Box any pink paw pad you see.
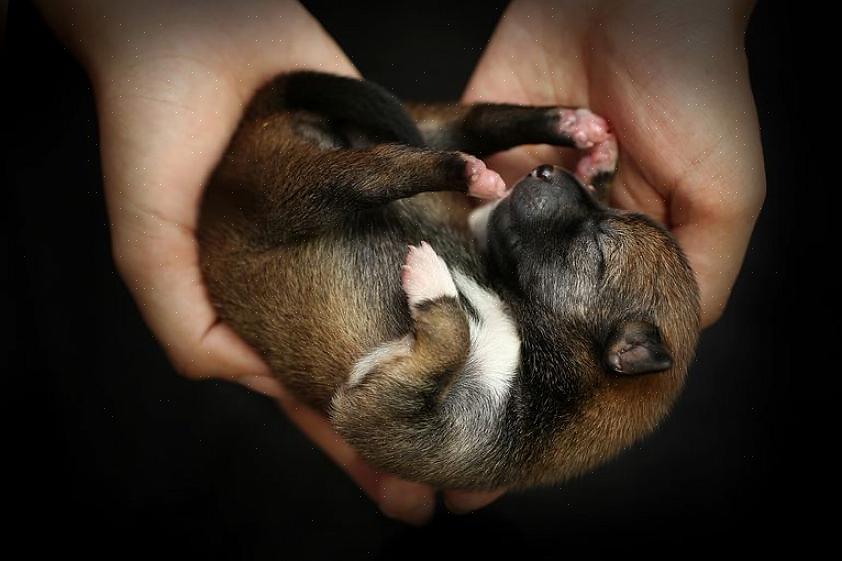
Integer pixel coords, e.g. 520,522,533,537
575,134,618,186
556,108,610,149
401,242,458,313
463,154,508,200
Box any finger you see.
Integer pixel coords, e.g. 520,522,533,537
671,197,764,327
272,387,436,526
273,386,378,493
378,477,437,527
95,52,268,381
443,488,506,515
239,374,286,400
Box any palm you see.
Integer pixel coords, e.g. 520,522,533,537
464,0,765,326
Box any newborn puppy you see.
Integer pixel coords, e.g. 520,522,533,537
198,72,700,490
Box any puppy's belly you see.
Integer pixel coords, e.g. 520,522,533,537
235,241,408,408
210,196,478,409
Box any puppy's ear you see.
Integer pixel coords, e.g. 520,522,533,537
604,320,672,375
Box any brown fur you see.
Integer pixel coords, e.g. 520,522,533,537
198,72,700,490
530,217,699,486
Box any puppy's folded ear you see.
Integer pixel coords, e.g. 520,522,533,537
604,320,672,375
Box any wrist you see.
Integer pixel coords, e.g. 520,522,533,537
34,1,354,97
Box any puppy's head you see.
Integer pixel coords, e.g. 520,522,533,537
483,164,700,484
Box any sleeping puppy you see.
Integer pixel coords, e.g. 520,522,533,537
198,72,700,490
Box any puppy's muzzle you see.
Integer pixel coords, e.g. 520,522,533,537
509,165,595,221
529,164,582,189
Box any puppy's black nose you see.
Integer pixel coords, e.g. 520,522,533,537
530,164,556,182
529,165,581,190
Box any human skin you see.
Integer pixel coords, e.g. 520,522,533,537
35,0,764,525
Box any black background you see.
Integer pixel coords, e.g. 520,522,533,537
5,0,829,558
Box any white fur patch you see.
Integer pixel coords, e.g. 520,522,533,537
402,242,458,311
343,257,520,449
346,336,412,388
453,271,520,403
467,201,500,251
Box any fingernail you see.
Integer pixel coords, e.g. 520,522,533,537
378,481,435,526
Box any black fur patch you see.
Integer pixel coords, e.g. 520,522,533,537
284,71,425,147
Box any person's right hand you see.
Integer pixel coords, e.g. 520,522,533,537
36,0,503,526
464,0,766,327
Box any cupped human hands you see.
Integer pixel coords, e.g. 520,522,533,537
37,0,764,525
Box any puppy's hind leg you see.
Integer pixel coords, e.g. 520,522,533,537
331,243,473,483
406,102,618,200
230,140,510,244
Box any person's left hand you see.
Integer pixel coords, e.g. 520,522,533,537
37,0,501,525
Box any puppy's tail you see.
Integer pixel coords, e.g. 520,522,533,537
252,71,425,148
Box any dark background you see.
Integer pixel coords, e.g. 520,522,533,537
5,0,829,558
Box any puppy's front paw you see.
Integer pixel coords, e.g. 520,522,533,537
401,242,458,314
462,154,508,200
